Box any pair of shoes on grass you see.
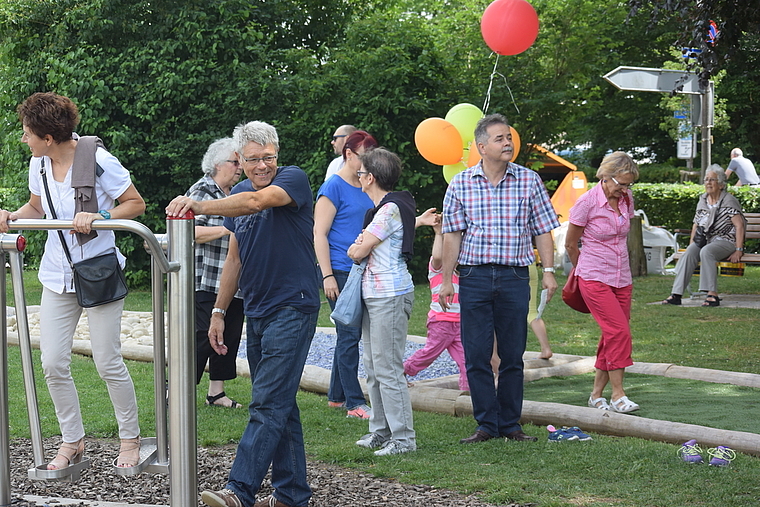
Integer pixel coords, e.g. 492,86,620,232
546,425,592,442
679,439,736,466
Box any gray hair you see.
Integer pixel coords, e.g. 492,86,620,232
362,147,402,191
596,151,639,180
731,147,743,158
233,121,279,152
706,163,727,188
474,114,509,146
201,138,238,176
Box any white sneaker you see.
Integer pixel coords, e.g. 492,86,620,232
355,433,387,449
373,439,415,456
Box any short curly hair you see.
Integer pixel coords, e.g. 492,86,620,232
17,92,80,144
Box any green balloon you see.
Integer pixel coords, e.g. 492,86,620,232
445,103,483,148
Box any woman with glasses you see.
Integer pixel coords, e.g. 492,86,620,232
185,138,246,408
314,131,378,419
661,165,745,307
565,152,641,413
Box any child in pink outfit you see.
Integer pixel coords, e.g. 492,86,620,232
403,222,469,391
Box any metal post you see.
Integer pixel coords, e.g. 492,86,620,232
149,235,169,469
166,212,197,507
700,84,713,179
0,235,25,507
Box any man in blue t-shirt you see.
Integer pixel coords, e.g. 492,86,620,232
167,121,319,507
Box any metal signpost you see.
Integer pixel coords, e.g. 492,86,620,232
603,66,714,178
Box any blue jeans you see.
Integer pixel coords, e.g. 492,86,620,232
226,307,317,507
458,265,529,437
326,269,367,409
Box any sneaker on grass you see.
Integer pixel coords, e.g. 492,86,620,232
346,404,372,419
563,426,592,441
546,425,578,442
707,446,736,467
373,439,415,456
678,439,704,464
355,432,388,449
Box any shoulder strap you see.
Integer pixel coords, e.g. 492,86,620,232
40,158,75,268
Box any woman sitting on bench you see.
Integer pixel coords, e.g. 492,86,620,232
662,164,746,307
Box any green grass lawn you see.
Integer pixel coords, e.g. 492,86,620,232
4,266,760,506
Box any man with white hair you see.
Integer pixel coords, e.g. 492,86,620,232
167,121,319,507
726,148,760,187
324,124,357,181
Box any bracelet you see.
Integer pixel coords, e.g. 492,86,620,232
211,308,226,317
322,274,336,281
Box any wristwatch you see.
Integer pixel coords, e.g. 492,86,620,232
736,247,744,252
211,308,227,317
98,209,111,219
542,267,556,273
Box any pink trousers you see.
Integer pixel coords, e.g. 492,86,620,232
404,320,469,391
578,278,634,371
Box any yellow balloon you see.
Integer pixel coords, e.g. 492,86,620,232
443,162,467,183
445,103,484,149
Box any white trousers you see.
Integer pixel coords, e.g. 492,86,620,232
39,287,140,442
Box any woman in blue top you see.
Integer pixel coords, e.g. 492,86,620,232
314,131,377,419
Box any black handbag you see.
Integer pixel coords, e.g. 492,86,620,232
693,225,707,248
41,158,128,308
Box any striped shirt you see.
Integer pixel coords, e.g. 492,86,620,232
428,259,460,323
442,161,559,266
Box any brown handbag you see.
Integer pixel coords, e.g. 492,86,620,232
562,267,590,313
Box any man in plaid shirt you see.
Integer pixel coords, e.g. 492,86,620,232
440,113,560,444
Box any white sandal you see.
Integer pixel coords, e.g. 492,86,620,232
610,396,640,413
588,396,610,410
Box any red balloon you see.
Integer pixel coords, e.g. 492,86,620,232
481,0,539,56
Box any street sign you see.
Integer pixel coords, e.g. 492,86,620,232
678,137,697,159
603,66,704,95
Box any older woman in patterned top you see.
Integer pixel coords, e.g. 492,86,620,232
661,164,745,307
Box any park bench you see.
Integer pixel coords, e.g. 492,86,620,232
671,212,760,266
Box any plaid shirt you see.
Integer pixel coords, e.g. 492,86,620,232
186,174,229,293
442,161,559,266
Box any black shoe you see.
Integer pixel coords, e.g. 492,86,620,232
504,430,538,442
459,430,495,444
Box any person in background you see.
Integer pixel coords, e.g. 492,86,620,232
565,151,640,413
314,130,377,419
440,113,559,444
403,217,469,392
348,148,418,456
168,120,320,507
324,124,357,181
0,92,145,469
528,263,553,360
185,138,245,408
661,165,745,308
725,148,760,187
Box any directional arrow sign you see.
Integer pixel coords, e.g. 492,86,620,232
603,66,704,95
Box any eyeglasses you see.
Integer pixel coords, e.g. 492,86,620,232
241,155,278,165
332,135,347,141
611,176,633,189
704,178,718,183
225,159,240,166
356,171,369,178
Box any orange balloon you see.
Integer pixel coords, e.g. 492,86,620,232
415,118,463,166
467,140,481,167
510,126,521,162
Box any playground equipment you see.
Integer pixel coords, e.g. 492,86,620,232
0,214,195,507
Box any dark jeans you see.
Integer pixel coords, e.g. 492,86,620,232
459,264,530,437
326,269,367,409
195,291,245,384
226,306,317,507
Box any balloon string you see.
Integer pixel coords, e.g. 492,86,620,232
482,53,520,116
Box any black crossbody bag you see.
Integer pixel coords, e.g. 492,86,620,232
40,157,128,308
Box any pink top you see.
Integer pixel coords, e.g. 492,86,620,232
569,182,634,288
428,259,460,323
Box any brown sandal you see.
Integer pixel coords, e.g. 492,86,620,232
47,438,84,470
116,437,141,468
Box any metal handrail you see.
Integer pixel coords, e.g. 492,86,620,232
6,219,180,273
